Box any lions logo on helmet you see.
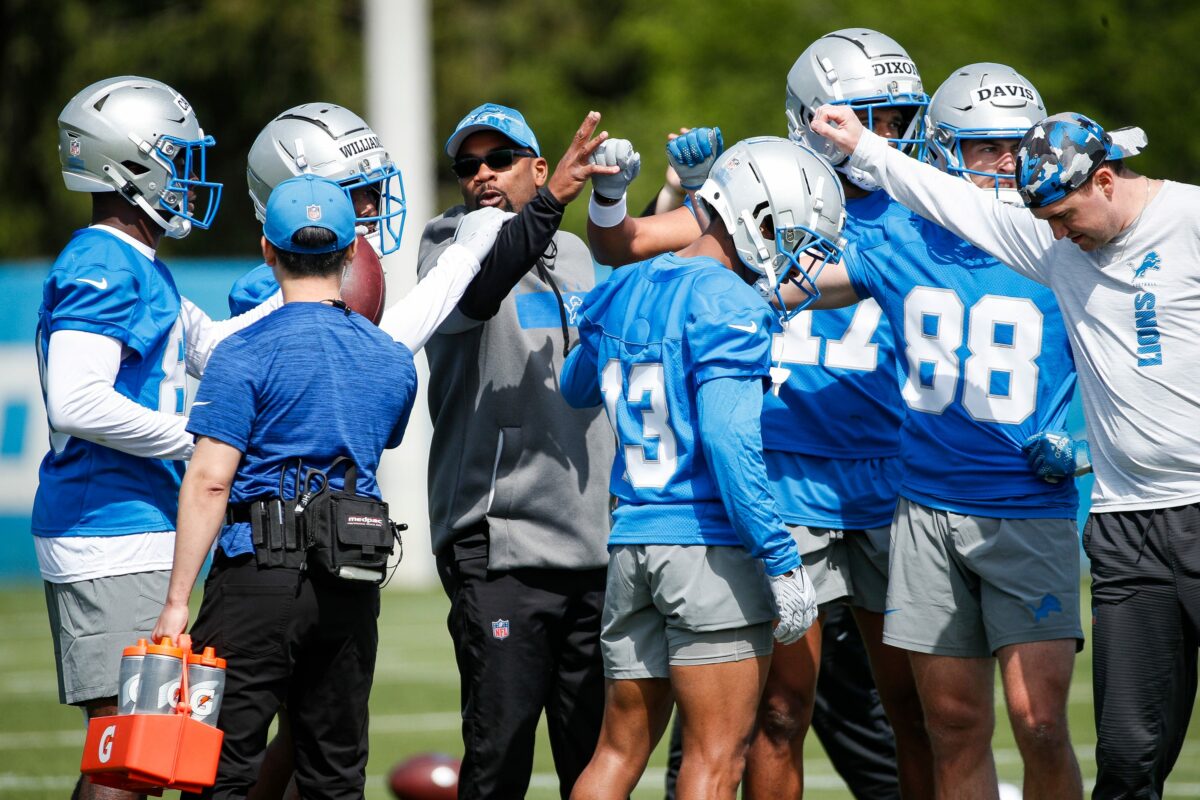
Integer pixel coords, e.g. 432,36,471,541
785,29,929,191
696,137,846,319
247,103,406,256
57,76,223,239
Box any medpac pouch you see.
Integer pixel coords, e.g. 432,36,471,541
299,458,404,583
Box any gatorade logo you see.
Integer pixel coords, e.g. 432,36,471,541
190,681,219,719
98,724,116,763
157,679,181,709
122,674,140,707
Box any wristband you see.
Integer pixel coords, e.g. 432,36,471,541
588,191,628,228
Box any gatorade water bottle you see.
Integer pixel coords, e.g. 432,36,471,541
186,647,226,727
117,639,149,715
134,638,185,715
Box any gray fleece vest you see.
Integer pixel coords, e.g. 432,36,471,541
417,207,612,570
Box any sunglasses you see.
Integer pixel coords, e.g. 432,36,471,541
451,148,536,179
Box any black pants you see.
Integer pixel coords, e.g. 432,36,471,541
1086,503,1200,800
189,554,380,800
437,529,606,800
664,602,899,800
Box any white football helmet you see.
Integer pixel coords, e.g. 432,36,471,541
926,63,1045,204
58,76,222,239
247,103,405,255
696,136,845,317
785,29,928,191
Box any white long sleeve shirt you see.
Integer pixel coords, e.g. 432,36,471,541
850,131,1200,512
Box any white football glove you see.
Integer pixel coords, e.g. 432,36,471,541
666,126,724,190
453,207,514,263
589,138,641,200
769,566,818,645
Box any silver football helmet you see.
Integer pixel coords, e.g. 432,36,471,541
247,103,405,255
926,63,1045,204
58,76,222,239
696,136,845,318
785,29,928,191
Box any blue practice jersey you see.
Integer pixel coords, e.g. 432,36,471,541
843,212,1078,518
762,190,908,529
33,228,188,537
562,253,791,548
228,263,278,316
189,303,417,556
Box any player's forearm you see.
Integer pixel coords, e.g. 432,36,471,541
46,330,194,459
588,202,700,268
697,376,800,576
181,292,284,377
851,132,1048,273
456,188,563,321
382,244,481,352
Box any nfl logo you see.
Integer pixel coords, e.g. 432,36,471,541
306,203,322,221
491,619,510,640
69,137,81,157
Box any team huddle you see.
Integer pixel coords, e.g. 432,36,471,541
36,24,1200,800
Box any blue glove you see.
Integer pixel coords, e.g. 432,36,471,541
1021,431,1092,484
667,127,724,190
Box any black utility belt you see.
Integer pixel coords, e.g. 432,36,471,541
228,459,405,584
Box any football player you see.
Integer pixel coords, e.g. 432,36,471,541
585,30,935,800
39,76,281,800
813,69,1200,800
801,64,1086,799
562,137,830,800
233,104,503,354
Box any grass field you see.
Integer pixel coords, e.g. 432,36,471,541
1,582,1198,799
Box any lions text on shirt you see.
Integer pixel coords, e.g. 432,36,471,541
842,210,1079,519
763,189,906,529
851,131,1200,511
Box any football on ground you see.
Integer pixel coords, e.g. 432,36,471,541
341,234,386,324
388,752,460,800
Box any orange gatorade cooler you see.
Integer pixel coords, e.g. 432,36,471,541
117,639,149,715
81,639,224,794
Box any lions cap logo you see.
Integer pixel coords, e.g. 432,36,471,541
306,203,322,221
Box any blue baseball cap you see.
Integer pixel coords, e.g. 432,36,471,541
263,174,356,253
444,103,541,158
1016,112,1148,208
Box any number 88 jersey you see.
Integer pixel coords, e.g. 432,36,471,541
842,214,1079,519
567,253,780,545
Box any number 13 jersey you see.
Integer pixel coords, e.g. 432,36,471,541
843,213,1079,519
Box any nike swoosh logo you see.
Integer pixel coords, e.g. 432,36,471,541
192,401,211,407
77,277,108,290
728,321,758,334
884,608,901,615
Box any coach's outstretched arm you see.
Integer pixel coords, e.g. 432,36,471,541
810,105,1054,281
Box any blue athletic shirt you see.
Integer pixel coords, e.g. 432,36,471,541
33,228,188,537
561,253,799,576
762,190,908,528
228,263,278,316
842,212,1078,518
188,302,417,556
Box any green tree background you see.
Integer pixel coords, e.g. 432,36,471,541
3,0,1198,259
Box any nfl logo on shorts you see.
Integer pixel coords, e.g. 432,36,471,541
491,619,510,640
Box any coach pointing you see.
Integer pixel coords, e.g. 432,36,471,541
416,104,619,799
810,102,1200,800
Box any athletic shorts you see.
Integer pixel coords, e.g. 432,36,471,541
790,524,890,612
44,570,170,705
600,544,775,679
883,498,1083,658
